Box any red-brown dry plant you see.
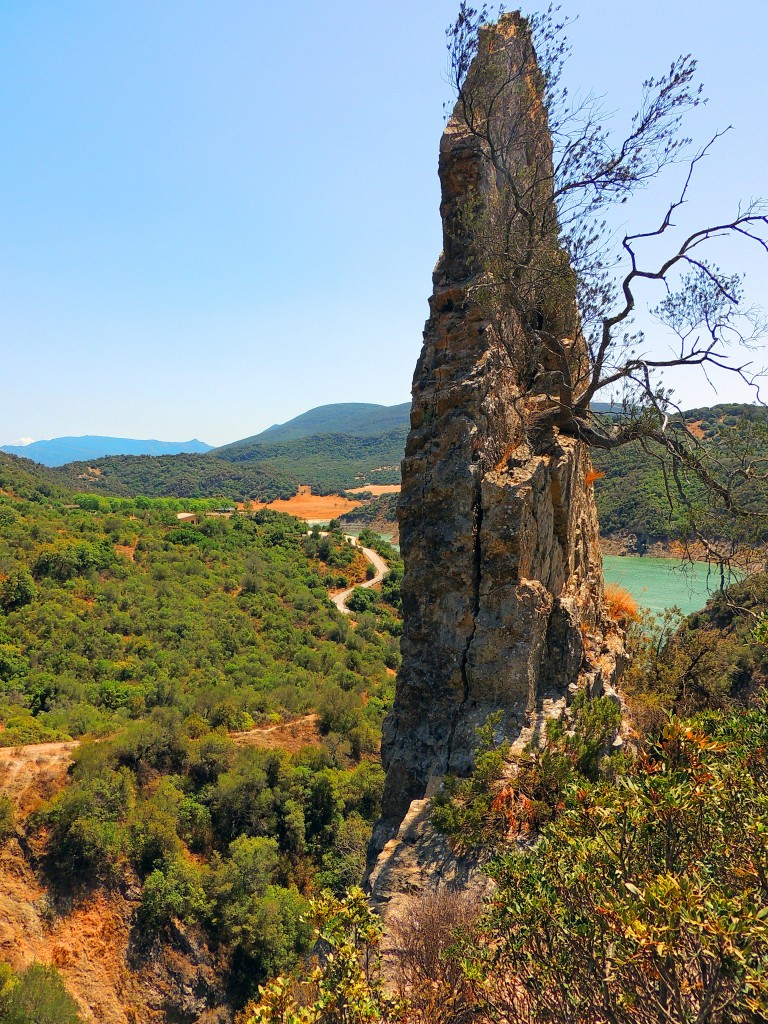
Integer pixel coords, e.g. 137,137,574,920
585,468,606,486
604,582,640,623
387,888,479,1024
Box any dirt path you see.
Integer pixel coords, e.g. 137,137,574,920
229,713,321,752
332,543,389,615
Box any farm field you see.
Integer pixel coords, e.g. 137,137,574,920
243,484,401,522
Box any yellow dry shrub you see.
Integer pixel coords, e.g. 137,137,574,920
604,582,639,623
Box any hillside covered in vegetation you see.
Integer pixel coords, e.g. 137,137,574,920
217,402,409,447
0,451,404,1016
33,403,767,550
592,403,768,547
55,429,405,501
248,574,768,1024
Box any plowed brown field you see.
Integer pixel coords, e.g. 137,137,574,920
243,493,362,519
241,484,400,521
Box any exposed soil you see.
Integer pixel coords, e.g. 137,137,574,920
240,485,401,522
343,519,399,544
0,740,78,827
244,491,364,520
686,419,706,439
0,720,329,1021
230,713,322,753
346,485,401,496
0,741,155,1024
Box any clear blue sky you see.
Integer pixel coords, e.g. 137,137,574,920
1,0,766,446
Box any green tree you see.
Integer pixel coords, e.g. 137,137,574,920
0,569,36,612
205,836,312,986
0,962,83,1024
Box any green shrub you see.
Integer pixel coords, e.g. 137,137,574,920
433,697,621,854
345,587,378,612
460,714,768,1023
39,767,134,877
0,569,36,612
204,836,312,988
0,962,83,1024
0,796,14,844
139,857,209,932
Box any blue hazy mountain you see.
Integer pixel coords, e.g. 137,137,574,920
0,436,213,467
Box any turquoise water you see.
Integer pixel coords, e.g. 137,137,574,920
603,556,722,616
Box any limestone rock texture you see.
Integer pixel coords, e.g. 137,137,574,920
369,13,624,871
367,798,491,935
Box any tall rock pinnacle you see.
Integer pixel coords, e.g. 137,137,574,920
370,14,623,860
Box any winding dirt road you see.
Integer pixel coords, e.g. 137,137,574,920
332,540,389,615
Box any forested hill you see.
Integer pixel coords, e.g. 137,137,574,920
591,403,768,544
0,451,70,500
53,429,407,500
214,429,406,487
55,452,298,502
11,402,765,537
0,447,404,1014
217,402,410,448
51,403,411,500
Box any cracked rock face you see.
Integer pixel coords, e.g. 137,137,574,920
369,15,623,866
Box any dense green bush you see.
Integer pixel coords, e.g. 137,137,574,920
0,796,14,844
460,712,768,1023
0,962,83,1024
345,587,378,612
0,569,36,612
433,695,622,854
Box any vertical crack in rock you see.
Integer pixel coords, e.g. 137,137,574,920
446,470,483,770
367,12,625,872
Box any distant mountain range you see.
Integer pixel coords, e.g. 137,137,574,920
1,405,412,469
8,401,762,547
40,403,411,500
0,435,213,467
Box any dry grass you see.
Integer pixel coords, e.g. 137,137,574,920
387,888,478,1024
604,582,640,623
229,714,322,753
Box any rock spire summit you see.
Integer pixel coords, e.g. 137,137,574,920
370,13,623,864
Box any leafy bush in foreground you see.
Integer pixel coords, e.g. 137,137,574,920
461,712,768,1024
238,888,404,1024
432,694,622,854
